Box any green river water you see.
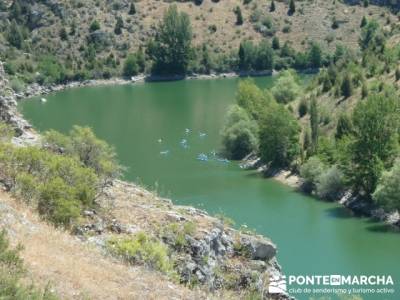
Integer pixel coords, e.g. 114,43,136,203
20,77,399,300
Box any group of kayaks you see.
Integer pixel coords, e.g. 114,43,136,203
158,129,229,164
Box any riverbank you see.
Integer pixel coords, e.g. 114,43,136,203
240,153,400,230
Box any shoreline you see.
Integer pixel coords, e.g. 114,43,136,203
240,154,400,230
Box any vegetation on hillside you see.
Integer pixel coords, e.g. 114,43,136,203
222,18,400,212
0,123,121,227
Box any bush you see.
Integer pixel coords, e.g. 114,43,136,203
271,70,301,103
315,165,345,201
373,159,400,211
300,156,325,192
107,232,174,274
298,98,308,117
221,105,258,160
10,78,24,93
89,20,100,32
123,54,139,77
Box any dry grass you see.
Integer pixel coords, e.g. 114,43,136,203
0,189,204,300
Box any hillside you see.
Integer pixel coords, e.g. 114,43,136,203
0,0,398,84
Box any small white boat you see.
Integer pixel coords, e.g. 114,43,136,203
199,132,206,138
40,98,47,103
185,128,191,134
160,150,170,155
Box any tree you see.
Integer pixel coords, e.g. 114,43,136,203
270,0,276,12
7,20,23,49
298,98,308,117
344,94,400,195
221,105,259,160
234,6,243,25
238,41,256,71
395,68,400,81
373,159,400,211
360,16,367,28
148,5,193,75
259,103,300,168
340,73,353,98
310,97,319,154
236,79,272,120
272,36,280,50
288,0,295,15
316,165,345,201
308,43,322,68
335,113,353,140
123,54,139,77
300,156,325,192
114,16,124,35
129,2,136,15
59,27,68,41
271,70,301,103
255,40,274,71
89,20,100,32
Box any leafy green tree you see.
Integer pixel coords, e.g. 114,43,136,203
288,0,295,15
270,0,276,12
271,70,301,103
259,103,300,168
310,97,319,154
300,156,325,192
234,6,243,25
344,94,400,195
238,41,256,71
316,165,345,201
123,54,139,77
308,43,322,68
148,5,193,75
255,40,274,71
373,159,400,211
236,79,272,120
221,105,259,159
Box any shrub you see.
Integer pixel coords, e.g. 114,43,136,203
298,98,308,117
315,165,345,201
10,78,24,93
271,70,301,103
373,159,400,211
234,6,243,25
107,232,174,274
395,68,400,81
89,20,100,32
123,54,139,77
300,156,325,192
221,105,259,160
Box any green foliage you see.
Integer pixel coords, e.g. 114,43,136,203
8,20,23,49
234,6,243,25
342,94,400,195
162,221,197,250
288,0,296,15
114,16,124,35
271,70,302,103
309,97,319,154
221,105,259,160
107,232,174,274
373,159,400,211
236,79,273,120
300,156,325,192
335,113,353,140
272,36,280,50
340,73,353,98
298,98,308,118
360,16,367,28
37,56,67,85
315,165,345,201
148,5,193,75
123,54,139,77
270,0,276,12
128,2,136,15
259,103,300,168
395,68,400,81
43,126,121,185
308,43,322,68
89,20,100,32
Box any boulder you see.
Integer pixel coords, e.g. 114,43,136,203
241,235,277,261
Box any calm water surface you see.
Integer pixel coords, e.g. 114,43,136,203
20,77,399,300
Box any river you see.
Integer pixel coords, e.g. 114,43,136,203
20,77,399,300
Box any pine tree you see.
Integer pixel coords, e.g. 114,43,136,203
129,2,136,15
360,16,367,28
8,20,23,49
114,16,124,35
310,97,319,154
288,0,296,15
270,0,276,12
272,36,280,50
234,6,243,25
341,74,353,98
395,68,400,81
